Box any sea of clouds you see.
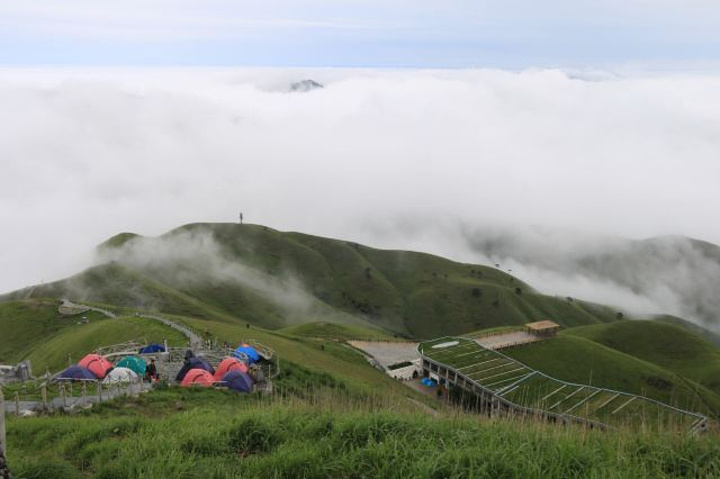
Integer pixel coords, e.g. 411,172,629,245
2,67,719,327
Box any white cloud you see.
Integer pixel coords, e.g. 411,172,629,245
1,67,719,327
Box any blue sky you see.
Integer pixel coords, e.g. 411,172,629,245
1,0,719,68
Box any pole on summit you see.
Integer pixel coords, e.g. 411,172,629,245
239,212,244,225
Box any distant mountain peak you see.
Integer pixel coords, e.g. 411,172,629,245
289,79,324,92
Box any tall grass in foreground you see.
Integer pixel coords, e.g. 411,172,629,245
6,384,720,479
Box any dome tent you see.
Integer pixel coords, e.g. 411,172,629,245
221,370,253,393
78,354,114,379
139,343,165,354
233,344,260,363
214,357,248,381
56,365,97,382
115,356,146,377
180,368,215,388
175,350,215,382
103,367,140,384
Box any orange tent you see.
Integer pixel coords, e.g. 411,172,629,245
180,368,215,388
78,354,114,379
214,357,248,381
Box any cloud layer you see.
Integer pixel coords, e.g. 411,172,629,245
1,67,719,326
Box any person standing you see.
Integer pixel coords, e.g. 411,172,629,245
146,359,158,382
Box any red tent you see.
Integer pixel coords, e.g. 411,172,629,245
214,357,248,381
78,354,114,379
180,368,215,388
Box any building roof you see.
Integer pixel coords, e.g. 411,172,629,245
525,320,560,331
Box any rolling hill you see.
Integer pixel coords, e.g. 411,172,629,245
0,299,187,372
3,223,634,339
565,320,720,396
464,227,720,329
502,333,720,417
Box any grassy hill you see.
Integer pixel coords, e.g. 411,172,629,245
502,333,720,417
26,316,188,373
0,299,107,365
279,322,397,341
566,320,720,396
3,223,633,339
6,386,720,478
0,299,187,372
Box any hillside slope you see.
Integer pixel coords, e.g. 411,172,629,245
0,299,106,365
3,223,632,339
465,229,720,328
503,334,720,417
566,320,720,396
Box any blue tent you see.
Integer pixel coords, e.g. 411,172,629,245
233,344,260,363
421,378,437,387
139,343,165,354
175,353,215,382
222,370,253,393
56,365,97,381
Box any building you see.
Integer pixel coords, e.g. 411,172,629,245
525,320,560,337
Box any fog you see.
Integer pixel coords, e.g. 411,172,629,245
1,67,719,327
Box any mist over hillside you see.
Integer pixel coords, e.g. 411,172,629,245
3,68,720,299
4,223,643,338
458,225,720,329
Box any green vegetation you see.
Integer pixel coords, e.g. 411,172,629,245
0,299,188,373
3,223,634,338
6,387,720,478
420,337,708,429
503,335,720,417
25,316,188,373
279,322,397,341
3,224,720,477
0,299,106,365
566,320,720,395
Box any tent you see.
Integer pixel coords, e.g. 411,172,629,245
233,344,260,363
139,343,165,354
103,367,140,384
56,365,97,382
214,357,248,381
78,354,114,379
175,351,215,382
115,356,147,377
221,370,253,393
180,368,215,388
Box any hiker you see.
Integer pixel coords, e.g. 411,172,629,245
146,359,158,382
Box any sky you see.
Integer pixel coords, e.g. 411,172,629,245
1,1,720,68
1,3,720,325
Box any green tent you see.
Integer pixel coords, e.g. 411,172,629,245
115,356,146,377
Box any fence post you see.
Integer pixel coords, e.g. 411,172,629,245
41,384,48,410
13,393,19,416
60,383,67,409
98,382,103,402
0,388,6,457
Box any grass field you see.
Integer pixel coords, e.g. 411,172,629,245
566,320,720,395
279,322,397,341
503,334,720,417
420,337,708,430
0,299,189,373
25,316,188,373
0,299,108,365
5,386,720,478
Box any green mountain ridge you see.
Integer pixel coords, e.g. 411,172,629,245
3,223,637,338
